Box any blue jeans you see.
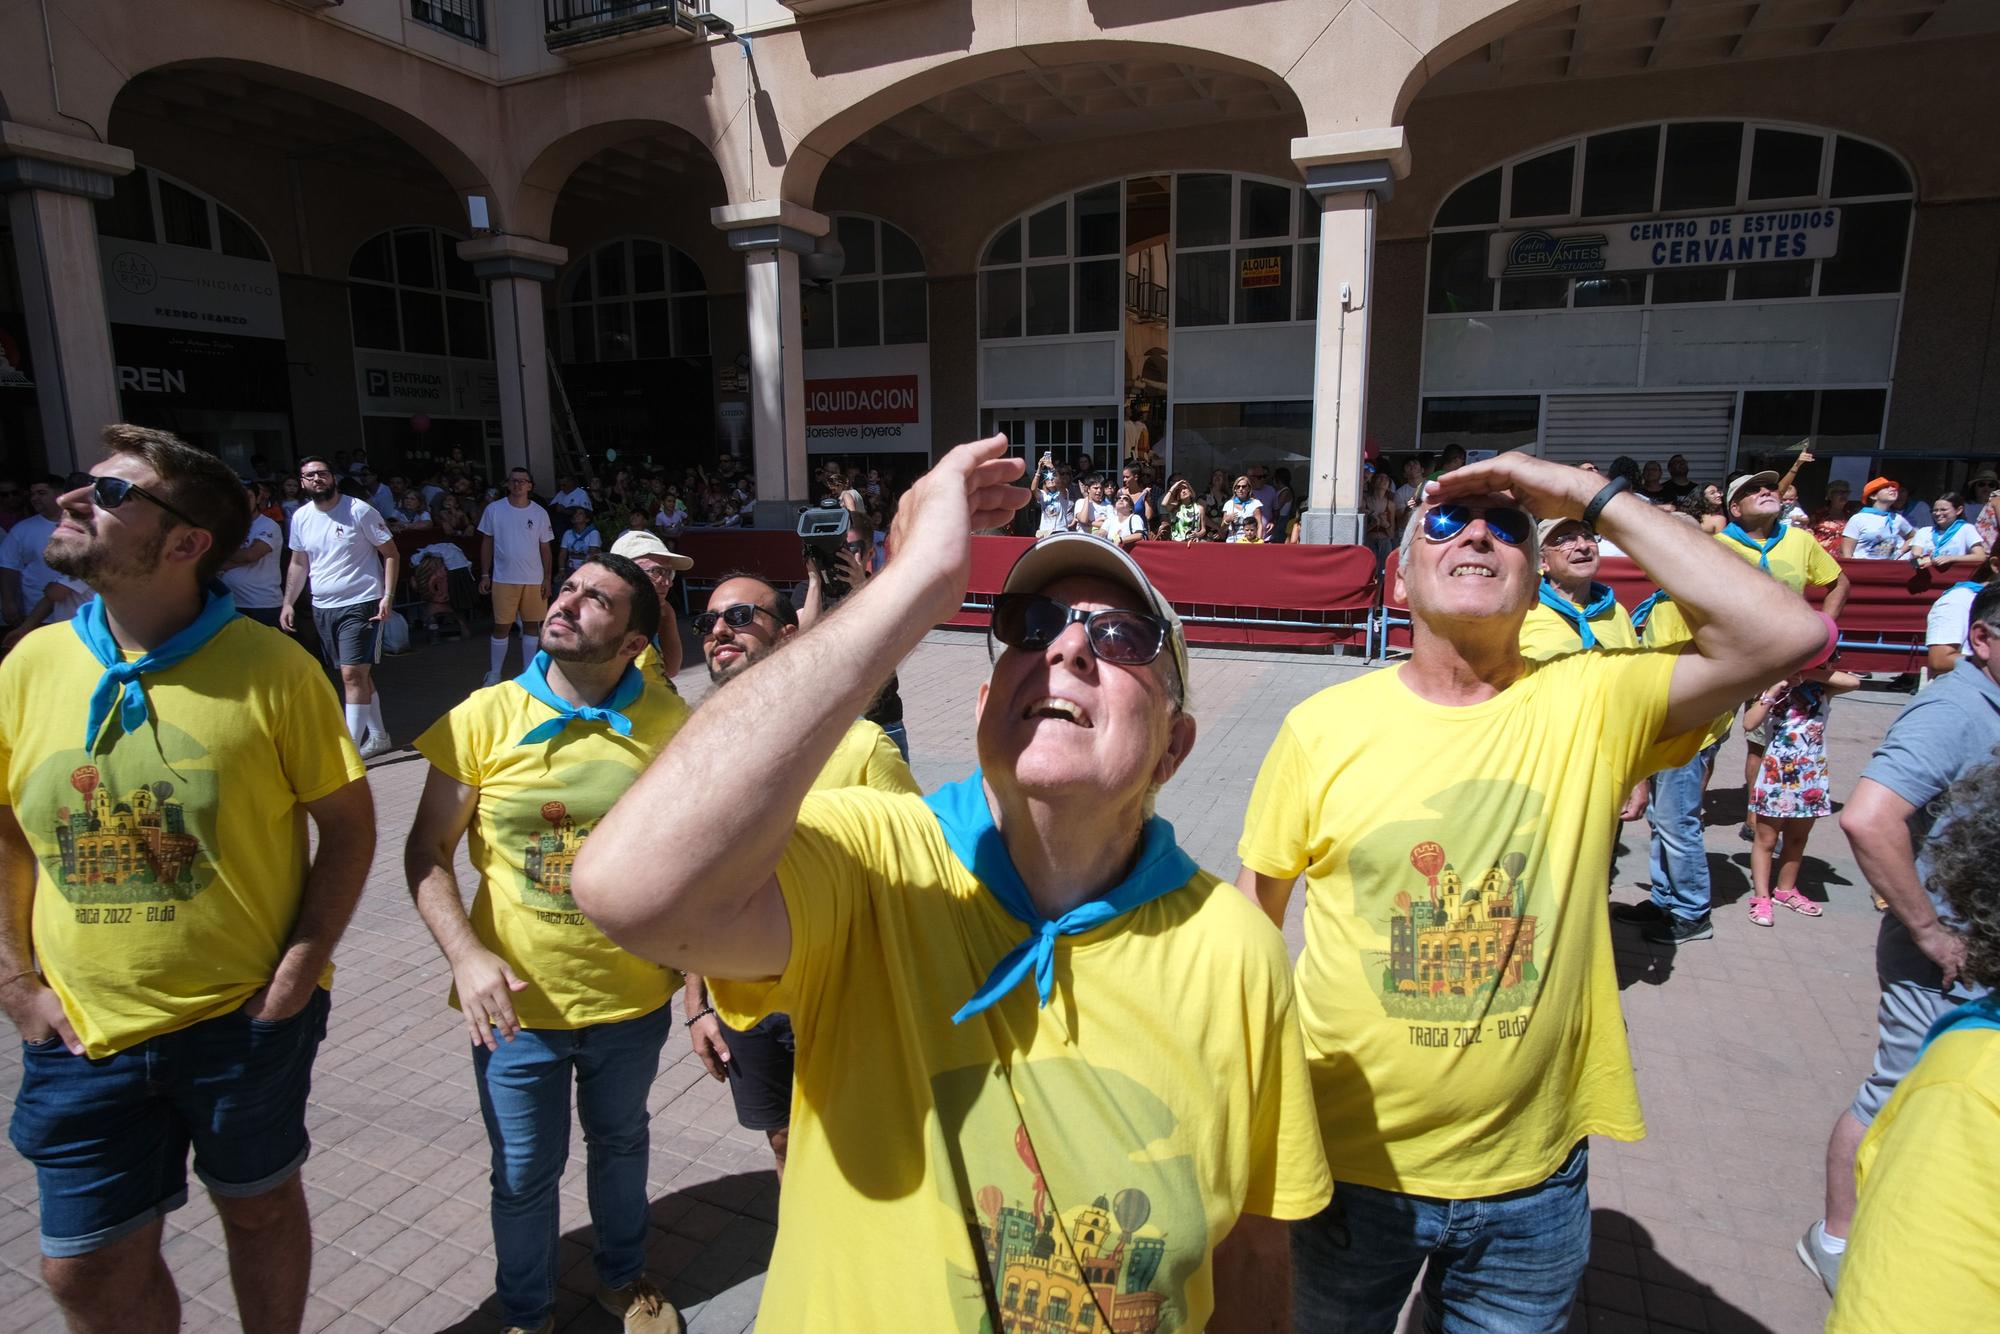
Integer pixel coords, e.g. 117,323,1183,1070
1293,1144,1591,1334
880,720,910,762
472,1004,671,1327
1646,738,1724,922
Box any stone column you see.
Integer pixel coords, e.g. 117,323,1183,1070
1293,129,1410,545
0,123,134,473
713,200,830,530
458,234,566,484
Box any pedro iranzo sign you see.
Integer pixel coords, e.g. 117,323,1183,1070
1488,208,1842,279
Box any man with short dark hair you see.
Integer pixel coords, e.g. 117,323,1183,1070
406,553,686,1334
1660,454,1698,503
1238,455,1827,1330
607,530,691,682
282,456,399,758
0,425,373,1334
1798,580,2000,1295
479,467,555,687
220,485,287,627
679,572,918,1180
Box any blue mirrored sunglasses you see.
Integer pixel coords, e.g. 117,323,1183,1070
1420,504,1533,547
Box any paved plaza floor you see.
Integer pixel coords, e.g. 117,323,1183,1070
0,628,1908,1332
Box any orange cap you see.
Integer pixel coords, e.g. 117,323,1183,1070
1862,477,1898,502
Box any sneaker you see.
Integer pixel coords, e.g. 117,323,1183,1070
1641,913,1713,945
357,732,394,760
1797,1220,1843,1295
597,1278,683,1334
1609,900,1668,925
481,671,502,688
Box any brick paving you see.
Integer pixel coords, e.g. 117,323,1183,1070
0,628,1906,1332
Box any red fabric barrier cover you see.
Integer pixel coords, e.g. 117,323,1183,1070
667,530,807,583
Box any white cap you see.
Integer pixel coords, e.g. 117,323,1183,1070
609,530,693,571
1000,532,1189,693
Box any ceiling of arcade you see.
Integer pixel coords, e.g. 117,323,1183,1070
1420,0,2000,97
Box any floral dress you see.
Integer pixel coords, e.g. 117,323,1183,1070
1752,683,1833,819
1169,501,1206,541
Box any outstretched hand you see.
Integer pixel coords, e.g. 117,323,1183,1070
1424,454,1603,522
885,435,1029,624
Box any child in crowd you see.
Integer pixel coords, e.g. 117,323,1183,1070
1107,493,1145,550
1743,668,1861,927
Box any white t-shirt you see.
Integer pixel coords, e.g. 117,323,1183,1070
553,487,594,511
1035,487,1073,538
1843,508,1914,560
1926,583,1981,651
1222,496,1266,542
1392,482,1420,510
560,526,601,573
368,483,396,515
414,542,472,573
1108,513,1145,542
1908,522,1984,562
220,514,285,609
477,499,553,585
1073,497,1108,535
289,497,392,608
1,514,88,622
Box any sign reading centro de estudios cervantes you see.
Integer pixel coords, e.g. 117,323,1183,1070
1488,208,1842,279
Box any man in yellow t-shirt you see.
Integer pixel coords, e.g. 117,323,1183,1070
0,427,372,1333
1619,469,1851,946
679,575,920,1180
572,443,1331,1332
1829,757,2000,1332
608,529,690,684
1236,456,1828,1331
406,553,686,1334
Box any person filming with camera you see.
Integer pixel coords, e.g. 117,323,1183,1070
799,506,909,760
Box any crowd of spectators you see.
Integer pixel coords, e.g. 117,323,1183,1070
1022,451,1302,545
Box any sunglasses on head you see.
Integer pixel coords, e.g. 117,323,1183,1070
991,592,1167,666
1420,504,1533,546
692,603,772,635
91,475,204,529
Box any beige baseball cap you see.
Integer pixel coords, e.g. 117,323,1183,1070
1000,532,1189,694
609,530,693,571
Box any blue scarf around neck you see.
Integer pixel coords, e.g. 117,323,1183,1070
1536,579,1618,650
1931,518,1970,552
1630,589,1672,635
1951,580,1987,596
1922,995,2000,1054
513,651,643,746
1721,522,1785,572
923,769,1198,1024
74,585,237,750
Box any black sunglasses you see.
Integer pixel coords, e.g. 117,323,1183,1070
991,592,1167,666
1420,504,1533,547
91,475,204,530
693,603,774,635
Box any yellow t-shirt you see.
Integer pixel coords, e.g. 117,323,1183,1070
817,718,920,795
0,618,364,1057
1830,1027,2000,1334
711,788,1331,1331
1518,595,1637,662
1237,651,1702,1196
1637,600,1733,751
415,673,691,1029
1714,524,1842,593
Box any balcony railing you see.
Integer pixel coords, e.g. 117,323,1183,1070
544,0,700,51
412,0,484,45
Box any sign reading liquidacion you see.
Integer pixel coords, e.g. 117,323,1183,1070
1488,207,1842,279
804,375,920,427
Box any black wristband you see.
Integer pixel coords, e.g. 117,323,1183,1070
1581,477,1634,534
684,1004,715,1028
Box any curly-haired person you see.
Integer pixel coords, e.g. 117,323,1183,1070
1829,754,2000,1333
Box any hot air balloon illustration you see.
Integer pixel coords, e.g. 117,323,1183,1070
151,781,174,801
1500,851,1529,916
70,766,99,803
1015,1125,1047,1228
1410,840,1446,905
975,1185,1003,1227
541,801,566,826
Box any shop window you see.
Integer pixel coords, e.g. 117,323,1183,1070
1748,129,1823,201
1580,127,1658,218
1172,400,1310,492
1732,261,1815,302
1427,232,1492,315
1235,246,1292,324
1419,397,1540,458
1075,258,1120,333
1830,136,1911,198
1573,276,1645,308
217,209,268,262
1028,201,1068,259
1818,200,1911,296
158,179,212,251
1239,179,1293,240
557,237,708,364
1817,388,1888,450
95,168,155,244
1176,174,1232,249
836,280,881,346
1508,146,1574,219
400,290,448,355
1741,387,1887,456
1075,184,1120,256
446,296,488,360
1435,169,1500,229
1176,250,1230,327
1498,276,1567,311
350,226,492,357
809,216,928,349
349,283,400,350
985,221,1021,266
981,270,1023,339
1297,242,1320,321
1652,269,1727,304
395,228,438,291
882,276,928,345
1025,265,1069,337
1660,122,1743,211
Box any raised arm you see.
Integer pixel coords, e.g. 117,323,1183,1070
571,437,1027,978
1431,456,1824,739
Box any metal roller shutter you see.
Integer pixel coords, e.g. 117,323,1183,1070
1540,392,1736,481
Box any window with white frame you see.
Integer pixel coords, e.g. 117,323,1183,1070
347,227,489,359
803,215,927,350
95,166,270,263
557,238,709,363
1427,122,1914,316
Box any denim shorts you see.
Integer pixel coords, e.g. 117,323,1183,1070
9,988,330,1258
717,1012,795,1132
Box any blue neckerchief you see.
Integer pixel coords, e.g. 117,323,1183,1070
74,585,237,750
513,651,643,745
1721,523,1785,572
1951,580,1987,596
1631,589,1671,634
1537,579,1618,651
1921,995,2000,1054
1931,518,1970,552
923,769,1198,1024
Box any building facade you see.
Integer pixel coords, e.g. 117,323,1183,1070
3,0,1998,534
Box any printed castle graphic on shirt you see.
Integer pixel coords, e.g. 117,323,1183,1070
521,799,588,911
1376,839,1541,1020
27,746,219,904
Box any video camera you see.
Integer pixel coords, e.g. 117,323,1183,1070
797,500,854,597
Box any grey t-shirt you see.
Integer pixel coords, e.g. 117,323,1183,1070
1860,664,2000,996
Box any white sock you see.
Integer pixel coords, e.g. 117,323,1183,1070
344,704,366,743
365,698,386,739
521,634,539,663
1820,1225,1847,1253
489,636,508,677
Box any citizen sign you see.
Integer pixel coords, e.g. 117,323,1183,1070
804,376,920,426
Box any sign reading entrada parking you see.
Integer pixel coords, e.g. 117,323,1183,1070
1487,208,1842,278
